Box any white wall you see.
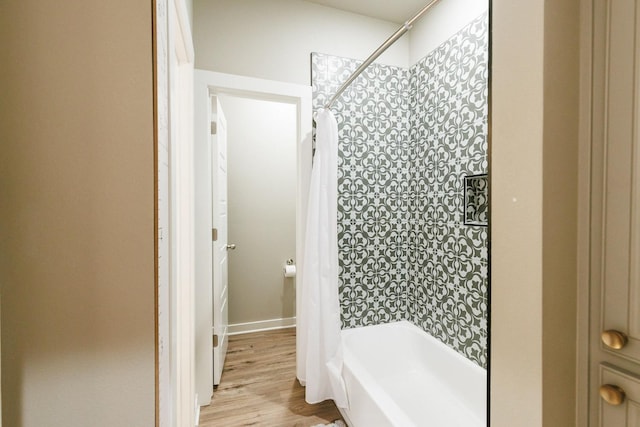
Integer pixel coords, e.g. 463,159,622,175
408,0,489,64
220,96,298,327
185,0,193,29
194,0,491,85
0,1,155,426
193,0,410,85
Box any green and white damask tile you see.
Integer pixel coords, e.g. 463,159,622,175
311,12,489,368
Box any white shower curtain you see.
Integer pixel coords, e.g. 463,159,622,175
298,108,348,409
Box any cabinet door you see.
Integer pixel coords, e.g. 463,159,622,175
600,0,640,366
600,365,640,426
590,1,640,425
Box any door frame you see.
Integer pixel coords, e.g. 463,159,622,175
168,0,196,425
155,0,195,425
576,0,594,424
193,69,312,408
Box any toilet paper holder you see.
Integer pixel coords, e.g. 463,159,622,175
283,259,297,278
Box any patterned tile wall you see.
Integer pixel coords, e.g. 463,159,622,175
311,12,488,367
312,53,412,329
408,14,488,367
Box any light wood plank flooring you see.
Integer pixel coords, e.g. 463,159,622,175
199,328,344,426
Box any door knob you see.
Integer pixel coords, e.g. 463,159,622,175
226,244,236,250
600,384,626,406
601,330,628,350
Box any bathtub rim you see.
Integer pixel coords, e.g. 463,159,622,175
339,320,487,426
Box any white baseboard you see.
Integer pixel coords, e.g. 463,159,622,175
227,317,296,335
194,395,200,426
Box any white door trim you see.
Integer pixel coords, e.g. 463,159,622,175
193,69,313,408
157,0,195,425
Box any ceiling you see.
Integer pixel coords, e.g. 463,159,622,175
303,0,430,24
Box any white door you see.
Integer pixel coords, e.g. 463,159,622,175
211,96,230,386
590,0,640,424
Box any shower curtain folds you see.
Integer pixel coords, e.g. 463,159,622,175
298,108,348,409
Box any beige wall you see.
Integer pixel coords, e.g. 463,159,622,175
220,96,298,326
0,1,155,426
541,1,579,424
491,1,544,423
193,0,410,85
491,0,579,426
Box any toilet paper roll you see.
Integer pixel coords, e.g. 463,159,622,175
283,264,297,278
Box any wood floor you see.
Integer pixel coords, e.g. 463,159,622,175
198,328,344,426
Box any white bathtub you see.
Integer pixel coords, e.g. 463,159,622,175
338,321,486,427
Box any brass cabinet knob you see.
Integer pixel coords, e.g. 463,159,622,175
601,330,628,350
600,384,626,406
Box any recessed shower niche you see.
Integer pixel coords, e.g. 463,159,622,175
464,174,488,227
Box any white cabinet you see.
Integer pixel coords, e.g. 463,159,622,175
599,0,640,367
590,1,640,425
600,365,640,427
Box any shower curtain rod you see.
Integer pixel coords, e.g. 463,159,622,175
325,0,442,109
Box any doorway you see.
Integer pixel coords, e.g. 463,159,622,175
193,70,312,408
219,95,298,334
